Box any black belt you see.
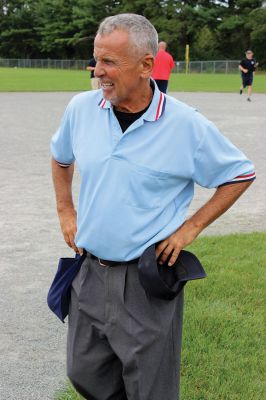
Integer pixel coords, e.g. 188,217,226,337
90,254,139,267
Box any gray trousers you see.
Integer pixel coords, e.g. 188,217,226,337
67,254,184,400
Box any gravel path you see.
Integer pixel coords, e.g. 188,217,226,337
0,91,265,399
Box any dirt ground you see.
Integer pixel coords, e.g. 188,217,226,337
0,91,265,399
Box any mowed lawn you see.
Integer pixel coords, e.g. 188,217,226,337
1,67,266,92
55,232,265,400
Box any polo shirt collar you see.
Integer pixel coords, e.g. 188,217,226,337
97,79,166,122
144,80,166,122
98,97,110,109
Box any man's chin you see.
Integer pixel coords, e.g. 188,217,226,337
102,91,117,105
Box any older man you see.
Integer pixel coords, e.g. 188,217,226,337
51,13,255,400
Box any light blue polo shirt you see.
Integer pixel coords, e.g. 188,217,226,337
51,83,255,260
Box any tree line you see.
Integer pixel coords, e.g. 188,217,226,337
0,0,266,67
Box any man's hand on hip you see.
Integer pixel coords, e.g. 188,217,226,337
155,220,200,267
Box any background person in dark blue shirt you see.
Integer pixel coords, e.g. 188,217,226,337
239,50,258,102
86,57,100,90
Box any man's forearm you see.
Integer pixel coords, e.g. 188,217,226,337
186,180,253,235
51,158,81,253
51,158,75,213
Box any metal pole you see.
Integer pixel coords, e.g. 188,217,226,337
185,44,189,74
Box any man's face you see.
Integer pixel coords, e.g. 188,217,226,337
94,30,145,109
246,51,253,60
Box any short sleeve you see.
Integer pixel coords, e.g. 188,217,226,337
50,101,75,166
192,114,255,188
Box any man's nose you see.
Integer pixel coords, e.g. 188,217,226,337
94,61,104,78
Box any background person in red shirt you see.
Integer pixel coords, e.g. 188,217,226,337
152,41,175,93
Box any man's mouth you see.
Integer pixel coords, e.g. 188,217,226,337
101,82,114,89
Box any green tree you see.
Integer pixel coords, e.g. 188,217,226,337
0,0,40,58
34,0,118,58
35,0,77,58
247,8,266,67
0,0,265,63
70,0,118,59
193,25,219,60
213,0,263,59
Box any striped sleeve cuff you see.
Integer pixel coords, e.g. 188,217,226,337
218,171,256,187
55,160,72,168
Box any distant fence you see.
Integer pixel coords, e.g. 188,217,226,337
0,58,88,70
174,60,240,74
0,58,241,74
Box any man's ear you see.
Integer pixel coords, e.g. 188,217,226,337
140,55,154,78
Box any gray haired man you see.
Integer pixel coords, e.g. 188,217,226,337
51,13,255,400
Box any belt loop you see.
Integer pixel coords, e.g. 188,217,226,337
98,258,110,267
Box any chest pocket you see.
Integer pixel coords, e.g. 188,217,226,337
113,157,176,210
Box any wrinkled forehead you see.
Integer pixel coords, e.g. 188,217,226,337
94,29,131,48
94,30,141,59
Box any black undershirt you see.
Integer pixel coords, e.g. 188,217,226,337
113,81,155,133
114,104,150,132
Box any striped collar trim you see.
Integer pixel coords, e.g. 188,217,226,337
141,81,166,121
98,98,110,109
97,81,166,122
154,92,166,121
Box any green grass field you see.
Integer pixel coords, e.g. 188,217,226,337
1,67,266,92
55,232,265,400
